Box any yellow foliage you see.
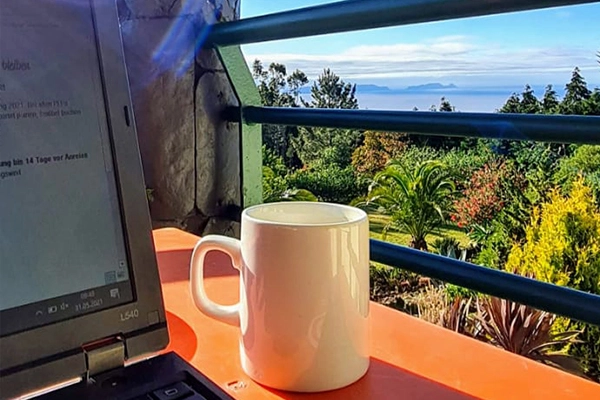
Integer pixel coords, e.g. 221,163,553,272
506,178,600,346
506,177,600,295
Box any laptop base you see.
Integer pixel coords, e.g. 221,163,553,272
36,352,234,400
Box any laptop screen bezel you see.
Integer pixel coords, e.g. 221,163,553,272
0,0,169,392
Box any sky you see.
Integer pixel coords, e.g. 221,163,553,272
240,1,600,89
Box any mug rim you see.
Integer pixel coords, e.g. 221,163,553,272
242,202,368,228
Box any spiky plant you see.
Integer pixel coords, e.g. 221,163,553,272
442,297,472,335
473,297,583,375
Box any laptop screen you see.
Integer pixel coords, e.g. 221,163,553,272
0,0,135,336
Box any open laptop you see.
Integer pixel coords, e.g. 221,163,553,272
0,1,233,399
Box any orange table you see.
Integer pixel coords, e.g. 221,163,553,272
154,228,600,399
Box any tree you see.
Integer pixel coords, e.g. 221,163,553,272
438,97,455,112
367,160,455,250
500,93,522,113
351,131,408,176
292,69,360,167
500,85,541,114
252,60,308,167
498,85,565,170
542,84,560,114
584,89,600,116
519,84,541,114
300,68,358,109
560,67,592,115
410,97,462,149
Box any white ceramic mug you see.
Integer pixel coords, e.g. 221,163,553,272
190,202,370,392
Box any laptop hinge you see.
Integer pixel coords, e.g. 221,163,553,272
82,336,125,382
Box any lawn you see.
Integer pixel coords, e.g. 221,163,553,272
368,213,471,249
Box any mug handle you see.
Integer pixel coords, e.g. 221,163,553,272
189,235,241,326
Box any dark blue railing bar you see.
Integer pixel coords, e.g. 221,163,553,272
239,106,600,145
371,239,600,326
208,0,598,46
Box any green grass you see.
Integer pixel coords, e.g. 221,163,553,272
368,213,471,249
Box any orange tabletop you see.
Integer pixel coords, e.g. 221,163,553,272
153,228,600,399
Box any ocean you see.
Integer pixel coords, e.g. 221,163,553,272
300,85,583,113
356,91,512,113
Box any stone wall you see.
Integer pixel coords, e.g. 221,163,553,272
117,0,241,237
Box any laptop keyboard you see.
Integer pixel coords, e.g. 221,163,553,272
131,381,207,400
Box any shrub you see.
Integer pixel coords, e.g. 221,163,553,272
402,284,451,326
445,284,479,302
370,264,417,311
555,145,600,206
262,166,289,203
262,146,318,203
262,145,289,177
440,147,495,190
403,286,473,334
472,221,512,269
505,178,600,380
389,145,441,171
472,297,583,376
506,178,600,293
452,160,511,228
288,162,367,204
504,142,565,217
453,159,531,246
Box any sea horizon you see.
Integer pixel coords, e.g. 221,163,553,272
300,83,600,113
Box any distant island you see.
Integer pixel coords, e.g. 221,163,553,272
405,83,458,91
300,82,464,95
351,83,458,94
355,84,391,93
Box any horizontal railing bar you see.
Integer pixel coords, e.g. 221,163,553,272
208,0,598,46
370,239,600,326
236,106,600,145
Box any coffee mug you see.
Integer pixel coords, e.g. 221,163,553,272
190,202,370,392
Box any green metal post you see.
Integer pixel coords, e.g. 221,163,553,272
216,46,263,207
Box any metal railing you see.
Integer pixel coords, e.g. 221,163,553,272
210,0,600,327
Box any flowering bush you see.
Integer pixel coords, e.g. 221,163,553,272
452,160,511,228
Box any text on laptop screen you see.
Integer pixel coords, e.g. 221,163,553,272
0,0,135,336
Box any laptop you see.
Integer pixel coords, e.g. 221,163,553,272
0,1,233,399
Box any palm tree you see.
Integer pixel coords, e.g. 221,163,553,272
367,160,455,251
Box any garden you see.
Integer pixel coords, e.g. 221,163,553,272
255,59,600,382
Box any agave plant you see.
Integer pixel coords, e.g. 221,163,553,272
431,237,467,261
473,296,583,375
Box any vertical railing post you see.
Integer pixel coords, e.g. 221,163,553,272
216,46,263,207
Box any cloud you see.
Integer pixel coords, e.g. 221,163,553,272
243,36,597,83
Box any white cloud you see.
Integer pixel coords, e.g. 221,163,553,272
243,36,598,84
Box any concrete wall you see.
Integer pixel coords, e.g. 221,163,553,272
117,0,241,237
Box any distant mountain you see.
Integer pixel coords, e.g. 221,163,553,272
355,84,391,93
405,83,458,91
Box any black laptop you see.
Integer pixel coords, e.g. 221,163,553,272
0,1,233,399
